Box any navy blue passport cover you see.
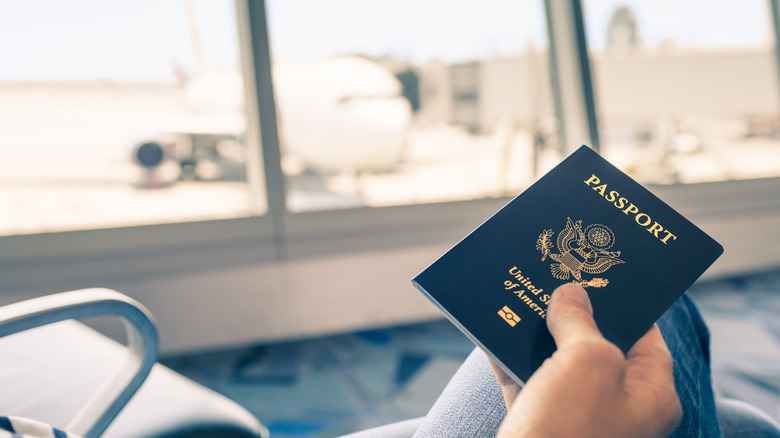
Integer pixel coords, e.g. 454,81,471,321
412,146,723,384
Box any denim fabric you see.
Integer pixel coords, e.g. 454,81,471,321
337,348,506,438
340,418,423,438
345,294,732,437
660,293,722,438
411,348,507,437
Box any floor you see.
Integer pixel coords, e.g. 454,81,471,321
689,269,780,422
163,268,780,437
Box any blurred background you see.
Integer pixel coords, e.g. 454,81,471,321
3,0,779,233
1,0,780,436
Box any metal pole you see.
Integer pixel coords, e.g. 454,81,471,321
544,0,600,154
769,0,780,116
242,0,288,260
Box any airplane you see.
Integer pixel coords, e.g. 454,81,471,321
130,55,414,187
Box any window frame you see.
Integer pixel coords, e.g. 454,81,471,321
0,0,779,301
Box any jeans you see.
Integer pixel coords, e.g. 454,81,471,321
342,293,779,437
659,293,721,437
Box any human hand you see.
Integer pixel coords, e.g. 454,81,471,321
490,283,681,438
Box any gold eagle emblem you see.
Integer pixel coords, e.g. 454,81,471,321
536,218,624,288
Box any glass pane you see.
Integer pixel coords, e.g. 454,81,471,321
583,1,780,184
267,0,558,212
0,0,265,236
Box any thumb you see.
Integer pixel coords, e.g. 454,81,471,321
546,283,603,349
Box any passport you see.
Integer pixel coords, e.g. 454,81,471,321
413,146,723,384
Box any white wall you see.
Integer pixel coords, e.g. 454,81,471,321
1,178,778,355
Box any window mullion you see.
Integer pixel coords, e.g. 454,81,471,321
544,0,600,153
244,0,288,259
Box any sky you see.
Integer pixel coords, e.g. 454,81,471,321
583,0,773,50
0,0,239,81
0,0,773,82
266,0,547,63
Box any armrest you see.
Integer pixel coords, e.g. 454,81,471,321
0,288,158,438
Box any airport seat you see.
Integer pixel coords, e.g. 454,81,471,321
0,288,268,438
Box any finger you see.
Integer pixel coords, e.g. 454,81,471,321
487,357,521,406
546,283,603,349
625,324,675,386
625,325,681,432
627,324,672,363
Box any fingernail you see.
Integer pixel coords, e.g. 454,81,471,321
554,283,592,311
